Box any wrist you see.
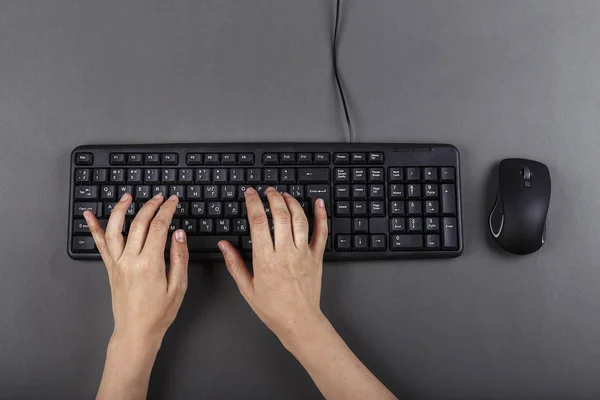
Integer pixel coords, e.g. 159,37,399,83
108,331,163,357
277,312,335,357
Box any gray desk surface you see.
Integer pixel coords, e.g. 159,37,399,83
1,1,599,398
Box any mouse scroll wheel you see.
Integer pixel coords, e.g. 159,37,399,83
522,167,532,181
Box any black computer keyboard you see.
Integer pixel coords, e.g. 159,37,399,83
68,144,463,261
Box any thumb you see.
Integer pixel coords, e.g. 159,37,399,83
218,241,253,300
168,229,189,296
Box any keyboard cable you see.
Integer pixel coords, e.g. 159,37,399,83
333,0,354,143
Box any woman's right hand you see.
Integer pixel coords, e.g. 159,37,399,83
217,187,330,348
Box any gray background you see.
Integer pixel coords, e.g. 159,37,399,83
1,0,599,398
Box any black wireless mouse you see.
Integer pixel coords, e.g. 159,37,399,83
489,158,551,255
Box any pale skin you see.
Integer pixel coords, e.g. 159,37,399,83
85,187,396,400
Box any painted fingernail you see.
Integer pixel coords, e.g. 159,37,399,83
317,199,325,209
245,187,256,195
282,192,291,198
175,229,186,243
120,193,130,202
153,193,163,200
218,241,228,254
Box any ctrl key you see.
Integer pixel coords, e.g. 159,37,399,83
72,236,96,252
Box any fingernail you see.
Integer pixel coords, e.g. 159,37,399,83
245,187,256,195
82,211,90,221
169,195,179,201
218,241,228,254
282,192,291,198
266,187,275,192
153,193,163,200
317,199,325,209
175,229,186,243
120,193,130,202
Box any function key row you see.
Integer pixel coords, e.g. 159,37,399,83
104,152,256,166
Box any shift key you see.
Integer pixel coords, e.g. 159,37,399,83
443,217,458,249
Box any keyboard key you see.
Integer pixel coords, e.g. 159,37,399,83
426,234,441,250
407,201,422,216
369,184,384,199
182,219,198,235
407,184,421,199
334,153,350,164
75,153,93,165
75,186,98,200
368,168,384,183
198,219,213,234
389,201,405,216
425,201,439,215
298,153,313,164
352,168,367,183
306,185,331,213
335,185,350,200
389,184,404,199
230,169,245,183
423,167,438,182
273,185,287,194
424,184,438,198
353,218,368,233
314,153,330,164
110,153,126,165
408,217,422,233
370,234,387,250
145,154,160,164
234,219,248,234
196,169,211,184
208,202,223,217
101,185,115,200
205,154,220,165
247,168,262,184
187,153,203,165
281,153,296,164
352,201,367,216
72,236,95,251
290,185,304,199
191,202,206,216
216,219,231,234
213,169,228,183
127,169,142,184
118,185,133,197
263,153,279,165
441,184,457,215
406,167,421,182
351,153,366,164
388,167,404,183
169,185,184,199
221,185,236,200
126,203,136,216
353,235,369,250
336,201,351,217
241,236,253,250
152,185,167,198
390,217,405,232
390,234,422,250
238,153,254,165
441,167,455,182
128,154,143,164
443,218,458,249
73,219,92,234
75,169,90,183
73,202,101,217
110,169,125,183
335,168,350,183
161,169,177,183
368,153,384,164
264,168,279,184
335,235,352,251
352,185,367,200
169,220,181,233
93,169,108,183
281,168,296,183
179,169,194,183
369,201,385,217
425,217,440,232
136,185,151,200
298,168,330,183
225,202,240,217
104,202,116,216
145,169,160,183
221,154,236,165
204,185,218,200
186,236,239,252
175,202,188,216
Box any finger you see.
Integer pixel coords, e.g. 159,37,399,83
143,195,179,255
219,240,254,300
244,187,273,253
168,229,189,296
265,187,294,249
282,193,309,249
124,193,165,254
309,198,329,256
104,193,132,257
83,211,110,262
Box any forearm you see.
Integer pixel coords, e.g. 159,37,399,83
96,334,162,400
282,314,396,400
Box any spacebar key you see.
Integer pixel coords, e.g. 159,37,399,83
187,236,239,252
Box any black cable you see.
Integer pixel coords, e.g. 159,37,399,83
333,0,354,143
